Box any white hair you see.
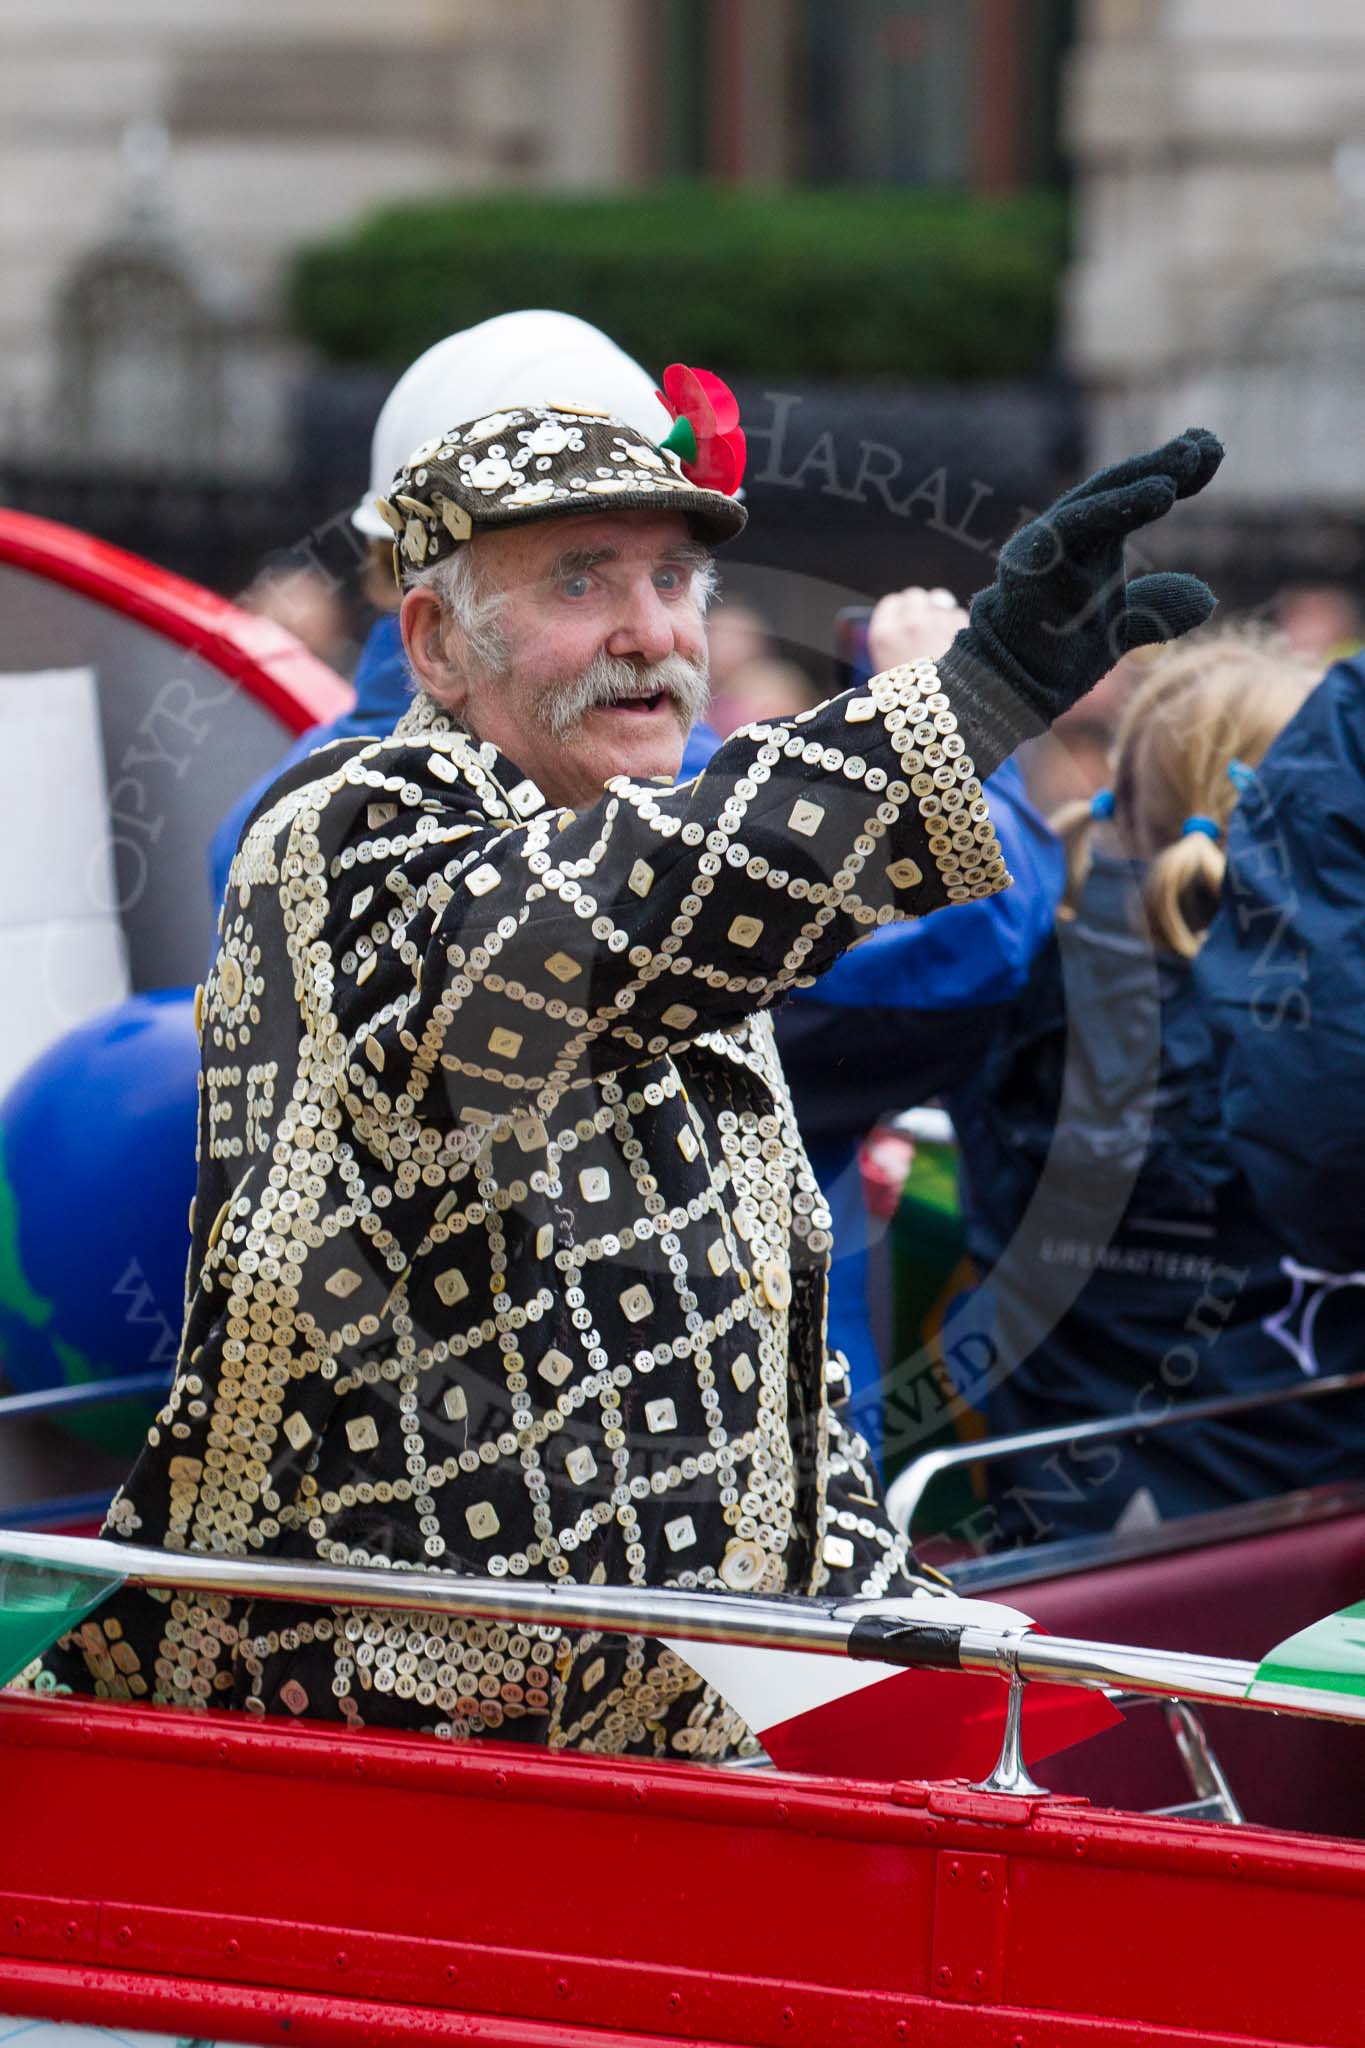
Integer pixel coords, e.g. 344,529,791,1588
404,542,510,676
690,554,720,614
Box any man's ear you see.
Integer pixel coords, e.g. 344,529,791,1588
399,585,468,714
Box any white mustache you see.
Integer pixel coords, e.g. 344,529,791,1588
539,650,712,741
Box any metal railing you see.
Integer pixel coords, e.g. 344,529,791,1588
2,1529,1361,1739
886,1368,1365,1543
0,1374,170,1426
949,1477,1365,1596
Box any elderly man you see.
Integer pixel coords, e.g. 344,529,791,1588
36,393,1222,1758
210,310,722,904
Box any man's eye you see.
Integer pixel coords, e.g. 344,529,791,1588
654,567,683,592
562,574,591,599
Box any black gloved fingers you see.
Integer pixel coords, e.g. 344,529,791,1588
1169,427,1224,502
1055,430,1211,509
1114,571,1217,655
998,475,1175,577
948,430,1223,757
1053,474,1178,546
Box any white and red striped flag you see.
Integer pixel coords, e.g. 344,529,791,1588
666,1591,1120,1781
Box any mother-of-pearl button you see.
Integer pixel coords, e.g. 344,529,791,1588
758,1259,792,1311
719,1539,768,1591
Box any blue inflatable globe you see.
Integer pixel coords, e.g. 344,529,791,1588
0,989,199,1455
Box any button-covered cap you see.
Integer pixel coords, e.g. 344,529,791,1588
379,400,748,585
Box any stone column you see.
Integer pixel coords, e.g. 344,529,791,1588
1065,0,1365,497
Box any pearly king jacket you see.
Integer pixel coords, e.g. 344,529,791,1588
37,662,1010,1757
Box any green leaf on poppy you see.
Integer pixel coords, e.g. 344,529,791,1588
660,415,698,465
0,1543,125,1687
1247,1599,1365,1703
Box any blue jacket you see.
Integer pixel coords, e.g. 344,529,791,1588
210,616,413,909
945,827,1362,1544
775,759,1065,1455
1197,657,1365,1278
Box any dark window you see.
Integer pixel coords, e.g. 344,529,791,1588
803,0,975,186
796,0,1074,190
652,0,712,178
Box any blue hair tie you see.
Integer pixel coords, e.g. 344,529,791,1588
1182,815,1220,842
1090,788,1115,821
1227,757,1255,792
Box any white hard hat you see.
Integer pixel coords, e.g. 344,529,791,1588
352,309,673,539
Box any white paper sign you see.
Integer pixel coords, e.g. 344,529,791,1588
0,668,130,1092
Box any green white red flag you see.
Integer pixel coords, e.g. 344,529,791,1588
0,1543,123,1687
1248,1599,1365,1705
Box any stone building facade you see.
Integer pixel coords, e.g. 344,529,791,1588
1066,0,1365,553
0,0,1073,486
0,0,643,470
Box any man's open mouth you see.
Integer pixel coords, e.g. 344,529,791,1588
599,691,669,716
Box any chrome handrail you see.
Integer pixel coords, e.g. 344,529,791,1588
886,1368,1365,1541
0,1373,171,1423
949,1478,1365,1596
1162,1701,1245,1826
2,1529,1361,1732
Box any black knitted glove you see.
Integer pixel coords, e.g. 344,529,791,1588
940,426,1223,776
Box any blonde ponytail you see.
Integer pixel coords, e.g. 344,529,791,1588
1052,796,1100,922
1054,623,1318,957
1144,826,1227,960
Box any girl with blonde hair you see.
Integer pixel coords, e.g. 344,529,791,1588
1052,625,1316,959
946,622,1339,1543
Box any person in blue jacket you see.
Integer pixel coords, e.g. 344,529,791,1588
774,588,1064,1466
210,608,407,906
1196,650,1365,1289
937,624,1362,1547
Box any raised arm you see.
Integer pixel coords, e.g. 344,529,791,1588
264,430,1221,1125
298,661,1005,1123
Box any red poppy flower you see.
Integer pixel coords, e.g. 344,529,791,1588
657,363,746,496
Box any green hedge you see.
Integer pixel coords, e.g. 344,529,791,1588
288,186,1067,382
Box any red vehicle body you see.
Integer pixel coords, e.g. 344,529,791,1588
3,1481,1365,2048
0,1682,1362,2048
